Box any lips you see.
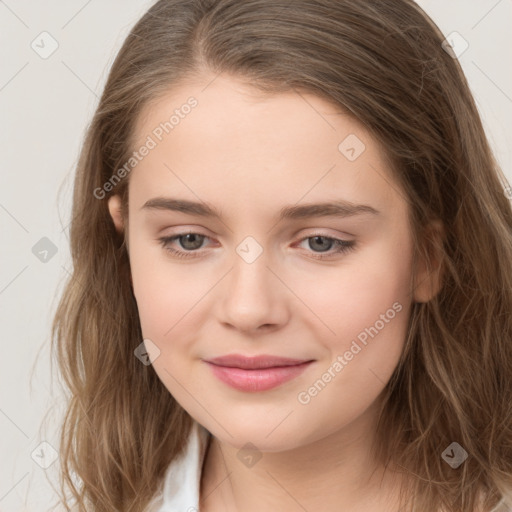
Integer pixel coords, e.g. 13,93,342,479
204,354,314,392
205,354,313,369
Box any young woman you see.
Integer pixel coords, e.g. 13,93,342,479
51,1,512,511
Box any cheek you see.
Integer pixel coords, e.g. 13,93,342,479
292,239,413,415
130,251,208,402
129,239,209,342
126,222,414,446
298,234,413,348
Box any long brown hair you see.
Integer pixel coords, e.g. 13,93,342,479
50,1,512,510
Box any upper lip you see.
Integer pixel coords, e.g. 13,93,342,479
205,354,314,370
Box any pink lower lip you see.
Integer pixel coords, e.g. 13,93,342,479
205,361,313,392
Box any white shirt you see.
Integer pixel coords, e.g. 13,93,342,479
145,420,511,512
145,420,212,512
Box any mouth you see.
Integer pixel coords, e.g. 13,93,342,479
205,354,314,369
203,354,315,392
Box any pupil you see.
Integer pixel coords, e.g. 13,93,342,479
178,235,334,252
181,234,203,250
310,236,332,252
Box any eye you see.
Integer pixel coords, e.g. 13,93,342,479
173,233,205,251
157,232,356,260
295,235,356,260
158,232,211,259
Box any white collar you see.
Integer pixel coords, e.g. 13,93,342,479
145,422,511,512
146,419,211,512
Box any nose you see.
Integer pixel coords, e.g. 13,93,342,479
217,247,290,334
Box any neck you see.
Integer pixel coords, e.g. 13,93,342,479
199,399,405,512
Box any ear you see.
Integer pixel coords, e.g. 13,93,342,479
108,194,124,234
412,219,445,303
108,194,133,288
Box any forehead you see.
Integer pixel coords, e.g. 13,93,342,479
128,73,406,222
134,73,360,152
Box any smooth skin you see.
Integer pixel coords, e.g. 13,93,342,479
108,73,442,512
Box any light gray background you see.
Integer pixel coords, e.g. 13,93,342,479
1,1,511,510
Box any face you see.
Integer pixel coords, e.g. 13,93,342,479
109,73,431,452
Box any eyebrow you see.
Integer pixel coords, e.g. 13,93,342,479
141,197,380,221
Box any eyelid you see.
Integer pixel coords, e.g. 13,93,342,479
160,227,353,241
296,227,355,240
157,229,356,261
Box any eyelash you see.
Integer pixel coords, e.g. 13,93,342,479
157,232,356,261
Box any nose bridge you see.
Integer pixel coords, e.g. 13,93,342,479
218,238,287,331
